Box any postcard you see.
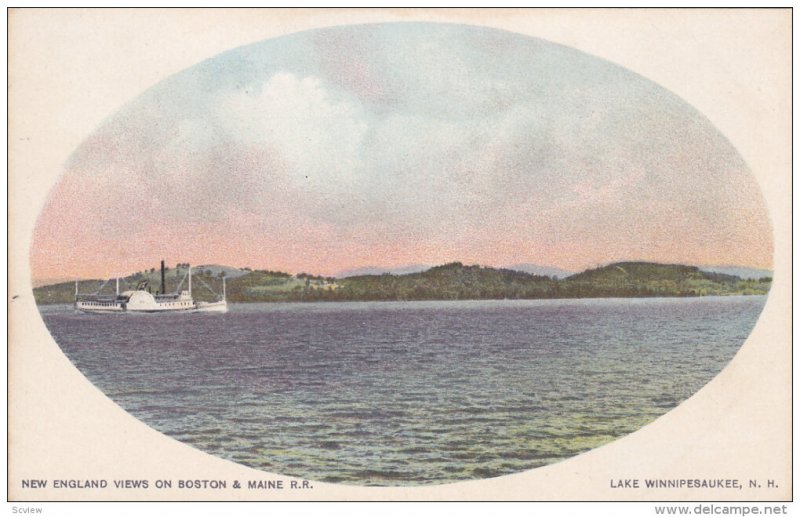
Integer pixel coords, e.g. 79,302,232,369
8,8,791,502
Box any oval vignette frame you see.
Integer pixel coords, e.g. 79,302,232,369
9,9,792,500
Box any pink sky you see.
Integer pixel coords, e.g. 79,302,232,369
30,23,774,281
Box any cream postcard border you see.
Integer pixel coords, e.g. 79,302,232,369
8,8,791,501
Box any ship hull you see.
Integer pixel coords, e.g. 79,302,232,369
195,300,228,313
75,302,199,314
75,302,125,314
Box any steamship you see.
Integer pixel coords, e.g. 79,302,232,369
74,261,227,314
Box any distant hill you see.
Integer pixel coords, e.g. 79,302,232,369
563,262,770,297
191,264,249,279
336,264,431,278
331,262,557,301
33,261,771,305
698,266,773,280
336,263,573,279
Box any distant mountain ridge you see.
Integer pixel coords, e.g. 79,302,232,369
337,263,573,279
336,264,431,278
330,261,769,302
698,266,772,280
503,263,574,279
334,263,770,281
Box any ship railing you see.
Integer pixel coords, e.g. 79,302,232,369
154,293,181,301
76,294,119,302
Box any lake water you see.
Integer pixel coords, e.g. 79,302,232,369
40,296,766,486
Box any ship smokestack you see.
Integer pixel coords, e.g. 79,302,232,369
161,260,166,295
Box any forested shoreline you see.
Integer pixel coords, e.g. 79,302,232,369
33,261,772,305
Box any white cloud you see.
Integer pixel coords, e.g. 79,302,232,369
215,72,369,193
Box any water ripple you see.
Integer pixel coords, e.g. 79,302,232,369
42,296,765,486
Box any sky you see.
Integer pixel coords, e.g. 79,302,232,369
31,23,773,281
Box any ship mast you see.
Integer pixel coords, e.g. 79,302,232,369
160,260,166,295
188,265,192,296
